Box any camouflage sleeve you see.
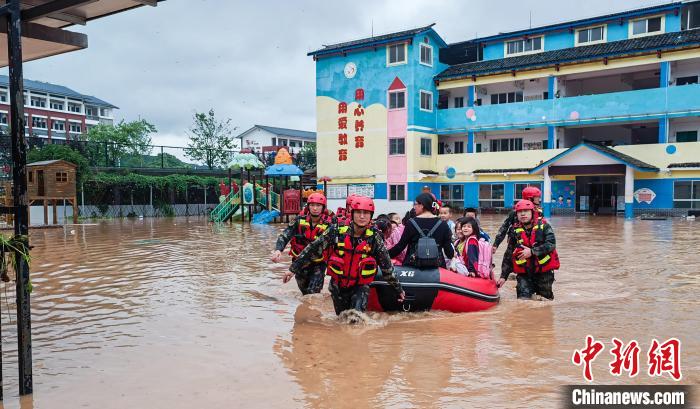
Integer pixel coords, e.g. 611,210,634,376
372,232,403,295
275,217,299,252
532,223,556,257
493,211,516,248
289,226,336,275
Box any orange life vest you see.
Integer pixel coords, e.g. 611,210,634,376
512,220,560,274
326,225,378,287
289,214,331,262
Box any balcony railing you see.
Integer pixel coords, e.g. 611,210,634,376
437,84,700,132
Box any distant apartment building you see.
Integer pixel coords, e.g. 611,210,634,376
238,125,316,154
0,75,117,140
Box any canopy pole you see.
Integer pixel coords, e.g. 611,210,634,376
6,0,33,395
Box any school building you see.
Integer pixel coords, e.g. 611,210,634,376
308,1,700,217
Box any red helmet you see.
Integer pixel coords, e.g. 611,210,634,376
307,192,327,206
522,186,542,201
514,199,536,212
346,194,359,207
351,196,375,213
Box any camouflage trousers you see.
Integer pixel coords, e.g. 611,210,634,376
295,263,326,295
500,243,515,279
328,280,370,315
516,271,555,300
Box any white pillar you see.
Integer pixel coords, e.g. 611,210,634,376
625,166,634,219
543,167,552,218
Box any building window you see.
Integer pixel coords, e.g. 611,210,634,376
278,138,288,146
479,184,505,209
440,184,464,208
420,90,433,112
676,131,698,143
389,90,406,109
86,107,95,116
576,25,606,45
52,121,65,131
67,103,81,113
100,108,109,117
387,43,407,65
630,16,663,37
676,76,699,86
271,137,277,146
514,183,542,205
419,43,433,66
69,122,82,133
490,92,523,105
55,172,68,183
673,180,700,208
420,138,432,156
389,138,405,155
32,116,48,129
28,171,33,183
0,113,7,125
30,97,46,108
505,36,543,56
50,100,64,110
454,97,464,108
454,141,465,154
490,138,523,152
0,91,7,103
389,184,406,201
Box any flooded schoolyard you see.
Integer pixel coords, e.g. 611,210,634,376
0,215,697,408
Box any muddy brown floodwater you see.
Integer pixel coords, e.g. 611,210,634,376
0,215,697,408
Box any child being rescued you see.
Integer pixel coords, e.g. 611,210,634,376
450,216,493,279
496,200,560,300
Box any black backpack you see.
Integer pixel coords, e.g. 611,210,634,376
409,219,442,268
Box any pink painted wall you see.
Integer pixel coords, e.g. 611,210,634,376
387,103,407,184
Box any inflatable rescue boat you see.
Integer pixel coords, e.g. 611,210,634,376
368,266,499,313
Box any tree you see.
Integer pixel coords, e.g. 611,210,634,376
185,109,235,170
297,143,316,171
26,144,91,184
86,119,157,165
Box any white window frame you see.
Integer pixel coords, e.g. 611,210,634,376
419,43,433,67
388,137,406,156
672,180,700,209
575,25,607,46
504,35,544,57
629,14,665,38
420,137,432,156
52,120,65,131
31,116,48,129
389,184,406,201
388,90,406,110
386,43,407,66
419,90,433,112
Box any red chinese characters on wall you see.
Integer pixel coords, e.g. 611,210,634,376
355,88,364,101
338,133,348,145
338,148,348,161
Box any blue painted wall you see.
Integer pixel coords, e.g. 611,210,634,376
315,30,447,130
374,183,388,200
479,11,683,61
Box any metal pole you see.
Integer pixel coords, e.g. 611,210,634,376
160,145,164,168
6,0,33,395
149,185,153,217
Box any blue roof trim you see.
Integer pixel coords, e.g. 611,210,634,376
475,3,681,44
529,143,658,173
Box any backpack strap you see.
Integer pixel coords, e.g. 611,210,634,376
426,220,443,238
409,218,427,238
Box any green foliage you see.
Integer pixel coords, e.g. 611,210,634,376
185,109,235,170
297,143,316,171
119,152,193,169
86,172,219,193
86,119,157,161
26,144,92,184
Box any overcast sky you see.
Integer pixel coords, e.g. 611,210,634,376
4,0,665,146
